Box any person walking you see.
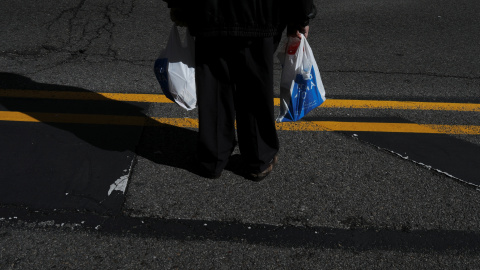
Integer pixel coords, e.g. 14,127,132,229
163,0,316,180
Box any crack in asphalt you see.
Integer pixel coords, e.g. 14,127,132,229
44,0,87,45
0,0,146,75
3,1,479,82
2,1,479,81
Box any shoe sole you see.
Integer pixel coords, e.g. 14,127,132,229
250,155,278,181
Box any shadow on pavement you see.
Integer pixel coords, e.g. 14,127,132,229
303,115,480,187
2,206,480,254
0,72,198,214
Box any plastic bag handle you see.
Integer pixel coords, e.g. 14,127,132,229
167,25,182,48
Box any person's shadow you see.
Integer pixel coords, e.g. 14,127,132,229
0,72,201,213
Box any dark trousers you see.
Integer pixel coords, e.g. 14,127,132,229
195,36,280,175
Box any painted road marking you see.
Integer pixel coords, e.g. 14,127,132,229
316,99,480,112
0,89,171,103
1,112,479,135
0,111,147,126
276,121,480,135
1,89,480,112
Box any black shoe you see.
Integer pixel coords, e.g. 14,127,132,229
248,155,278,182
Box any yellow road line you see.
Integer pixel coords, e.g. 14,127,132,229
318,99,480,112
0,89,172,103
274,98,480,111
2,112,480,135
1,111,147,126
148,117,199,128
275,121,480,135
2,89,480,112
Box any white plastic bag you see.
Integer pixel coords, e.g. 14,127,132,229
276,34,326,122
154,25,196,110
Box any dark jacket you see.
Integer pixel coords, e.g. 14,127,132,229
163,0,316,37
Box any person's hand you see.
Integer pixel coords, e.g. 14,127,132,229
287,25,309,38
170,8,187,27
300,25,309,38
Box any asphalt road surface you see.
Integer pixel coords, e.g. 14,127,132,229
1,0,480,269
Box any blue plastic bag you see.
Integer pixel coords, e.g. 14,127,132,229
277,35,326,122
